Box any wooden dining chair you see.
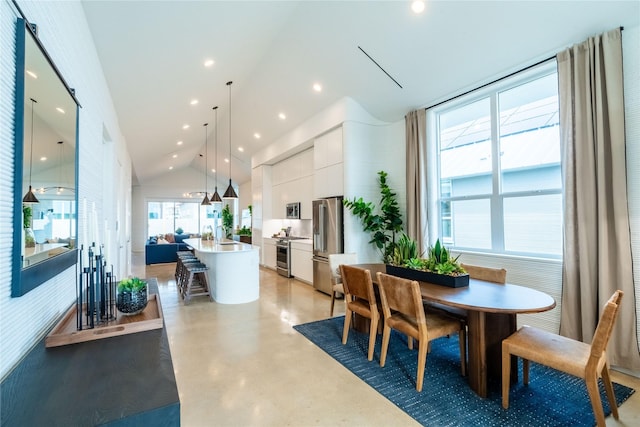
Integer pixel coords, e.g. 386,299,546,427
426,264,507,321
502,290,623,427
461,263,507,284
340,264,380,361
328,253,358,316
376,272,467,391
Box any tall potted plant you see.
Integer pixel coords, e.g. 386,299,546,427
343,171,403,263
221,204,233,239
23,204,35,248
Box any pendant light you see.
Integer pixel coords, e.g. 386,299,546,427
201,123,211,205
211,106,222,203
223,81,238,199
23,97,39,204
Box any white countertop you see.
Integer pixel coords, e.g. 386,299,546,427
184,238,257,253
290,239,312,245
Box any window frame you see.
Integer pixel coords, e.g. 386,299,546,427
426,60,562,259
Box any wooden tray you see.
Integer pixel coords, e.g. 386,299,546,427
45,293,164,348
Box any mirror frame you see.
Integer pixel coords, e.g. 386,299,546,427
11,17,80,297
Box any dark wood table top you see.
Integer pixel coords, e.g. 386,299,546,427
354,263,556,314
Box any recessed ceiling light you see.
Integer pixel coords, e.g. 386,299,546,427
278,113,286,120
237,147,244,152
224,158,229,163
254,133,261,139
26,70,37,79
177,140,183,145
313,83,322,92
182,124,190,130
411,1,425,14
204,59,214,67
40,157,47,161
56,107,65,114
172,154,178,158
190,99,199,105
211,168,216,173
169,166,174,170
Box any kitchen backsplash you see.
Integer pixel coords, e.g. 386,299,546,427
264,219,312,239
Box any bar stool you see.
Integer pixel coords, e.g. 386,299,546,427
177,258,201,294
175,253,197,282
183,263,213,304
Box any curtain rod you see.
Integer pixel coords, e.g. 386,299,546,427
424,26,624,112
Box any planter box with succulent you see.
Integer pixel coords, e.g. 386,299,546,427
116,277,148,315
386,237,469,288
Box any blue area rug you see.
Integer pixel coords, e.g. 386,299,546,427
294,316,635,427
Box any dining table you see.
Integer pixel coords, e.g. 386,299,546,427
353,263,556,398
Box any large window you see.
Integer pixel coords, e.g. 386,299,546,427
429,62,562,257
147,201,231,238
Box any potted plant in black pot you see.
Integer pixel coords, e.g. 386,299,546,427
116,277,148,315
386,238,469,288
343,171,404,263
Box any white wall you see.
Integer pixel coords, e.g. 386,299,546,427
0,1,131,380
343,119,406,263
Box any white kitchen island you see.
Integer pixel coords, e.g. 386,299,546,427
184,238,260,304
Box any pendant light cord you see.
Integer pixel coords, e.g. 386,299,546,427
29,98,36,188
214,106,218,187
204,123,208,193
227,81,232,181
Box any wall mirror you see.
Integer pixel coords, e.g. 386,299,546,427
12,17,80,297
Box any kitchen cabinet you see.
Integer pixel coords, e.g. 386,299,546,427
262,238,277,270
314,127,343,198
291,240,313,284
271,148,314,218
314,162,343,199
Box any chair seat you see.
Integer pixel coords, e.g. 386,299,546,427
503,325,592,378
386,312,461,342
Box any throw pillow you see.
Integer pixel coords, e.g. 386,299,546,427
158,238,169,244
165,233,175,243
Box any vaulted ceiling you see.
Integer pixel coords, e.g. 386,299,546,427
81,1,639,187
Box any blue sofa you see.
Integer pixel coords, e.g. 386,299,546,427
145,233,193,265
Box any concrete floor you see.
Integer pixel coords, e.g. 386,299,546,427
133,255,640,427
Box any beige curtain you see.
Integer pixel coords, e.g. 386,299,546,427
405,109,428,254
558,27,640,371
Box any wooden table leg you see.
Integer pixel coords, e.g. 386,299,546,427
467,311,487,397
466,311,518,398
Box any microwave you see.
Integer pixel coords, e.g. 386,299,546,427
286,202,300,219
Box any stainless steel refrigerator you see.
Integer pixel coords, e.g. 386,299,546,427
312,197,344,295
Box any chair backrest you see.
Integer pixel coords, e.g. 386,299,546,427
340,264,376,304
375,272,426,327
328,253,358,285
590,290,624,359
461,263,507,284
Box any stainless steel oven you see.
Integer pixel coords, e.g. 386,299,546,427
276,239,291,277
276,236,308,278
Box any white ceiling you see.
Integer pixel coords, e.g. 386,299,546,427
81,0,639,188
